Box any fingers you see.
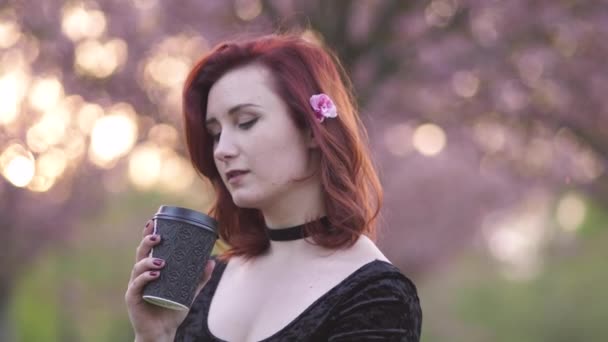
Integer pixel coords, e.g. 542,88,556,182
131,256,165,281
142,220,154,237
126,269,161,303
135,232,161,263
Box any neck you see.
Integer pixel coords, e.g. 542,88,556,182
260,188,326,256
260,173,326,230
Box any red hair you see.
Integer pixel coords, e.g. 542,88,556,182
182,34,383,262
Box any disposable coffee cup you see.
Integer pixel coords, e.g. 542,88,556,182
142,205,218,311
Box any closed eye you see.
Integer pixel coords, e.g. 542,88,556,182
209,118,258,142
238,118,258,130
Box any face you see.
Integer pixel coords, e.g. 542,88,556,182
205,63,318,210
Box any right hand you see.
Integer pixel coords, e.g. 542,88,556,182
125,220,216,341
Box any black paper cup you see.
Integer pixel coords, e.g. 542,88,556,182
142,205,218,310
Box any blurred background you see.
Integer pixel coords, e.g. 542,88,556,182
1,0,607,341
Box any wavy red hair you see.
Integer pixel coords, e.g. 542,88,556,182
182,34,383,262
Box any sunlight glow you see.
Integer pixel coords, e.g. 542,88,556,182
556,193,586,232
234,0,262,21
62,129,87,160
27,174,57,192
26,104,72,153
0,69,30,125
77,103,105,135
158,153,195,192
412,124,447,156
28,77,64,112
89,104,138,168
61,4,107,41
0,20,22,48
37,148,68,180
148,123,179,148
128,143,162,190
483,191,550,281
144,55,190,88
75,39,128,78
0,143,35,187
300,30,324,46
128,144,195,193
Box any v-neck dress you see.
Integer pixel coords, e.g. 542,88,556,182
174,257,422,341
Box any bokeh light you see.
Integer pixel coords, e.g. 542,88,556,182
28,76,64,112
37,148,68,180
0,19,22,48
0,68,30,125
158,152,195,192
471,8,498,46
556,193,586,232
89,103,138,168
483,192,550,281
26,101,72,153
0,143,35,187
234,0,263,21
144,54,190,88
425,0,458,28
473,117,506,154
77,103,105,135
412,123,447,156
452,70,480,98
74,39,128,78
148,123,179,148
128,143,162,190
26,174,56,192
61,3,107,42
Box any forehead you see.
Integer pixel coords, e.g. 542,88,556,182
206,64,277,119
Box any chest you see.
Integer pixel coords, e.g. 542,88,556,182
207,260,362,342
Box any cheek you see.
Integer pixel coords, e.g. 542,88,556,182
251,136,310,185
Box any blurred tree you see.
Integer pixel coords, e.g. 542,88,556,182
1,0,607,338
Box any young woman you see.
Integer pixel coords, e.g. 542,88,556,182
126,34,422,342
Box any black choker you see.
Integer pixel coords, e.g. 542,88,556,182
265,217,330,241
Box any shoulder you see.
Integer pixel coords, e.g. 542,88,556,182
324,260,422,341
338,259,420,308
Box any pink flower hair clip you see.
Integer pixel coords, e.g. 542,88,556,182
309,93,338,123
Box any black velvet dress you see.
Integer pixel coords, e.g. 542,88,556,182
175,257,422,341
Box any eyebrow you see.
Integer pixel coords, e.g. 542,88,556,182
205,103,261,126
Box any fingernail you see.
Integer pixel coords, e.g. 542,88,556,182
150,271,158,276
145,220,152,228
153,259,164,266
150,235,158,242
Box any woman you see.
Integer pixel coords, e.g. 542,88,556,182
126,34,422,341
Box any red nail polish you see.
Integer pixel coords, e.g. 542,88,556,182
153,259,163,266
150,271,158,276
150,235,157,242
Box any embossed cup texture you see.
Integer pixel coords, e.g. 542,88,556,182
142,217,217,310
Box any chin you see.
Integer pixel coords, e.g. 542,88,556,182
230,191,264,209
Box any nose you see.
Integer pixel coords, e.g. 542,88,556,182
213,130,238,163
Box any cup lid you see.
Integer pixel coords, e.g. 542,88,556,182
153,205,218,231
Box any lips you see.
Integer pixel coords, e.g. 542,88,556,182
226,170,249,182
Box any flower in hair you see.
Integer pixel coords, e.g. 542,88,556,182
309,93,338,123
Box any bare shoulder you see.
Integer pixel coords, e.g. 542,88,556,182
339,234,391,264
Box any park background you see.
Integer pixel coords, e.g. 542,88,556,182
1,0,607,341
